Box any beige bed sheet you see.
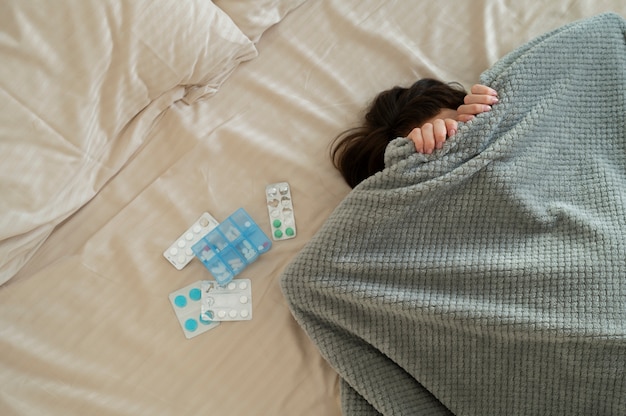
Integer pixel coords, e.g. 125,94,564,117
2,1,626,415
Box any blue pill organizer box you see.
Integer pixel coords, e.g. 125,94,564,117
192,208,271,286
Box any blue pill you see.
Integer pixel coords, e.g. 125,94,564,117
184,318,198,332
174,295,187,308
189,288,201,301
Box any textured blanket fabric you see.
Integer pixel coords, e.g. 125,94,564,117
281,13,626,416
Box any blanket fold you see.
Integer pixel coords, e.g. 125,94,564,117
281,13,626,415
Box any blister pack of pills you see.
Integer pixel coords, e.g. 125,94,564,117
265,182,297,240
192,208,271,286
169,281,220,339
163,212,220,270
201,279,252,321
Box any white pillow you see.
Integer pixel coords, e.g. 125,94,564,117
0,0,258,284
213,0,308,42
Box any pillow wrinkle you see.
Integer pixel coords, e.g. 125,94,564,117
214,0,308,42
0,0,257,285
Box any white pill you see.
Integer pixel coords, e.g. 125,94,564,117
240,309,249,318
240,295,248,304
229,310,237,318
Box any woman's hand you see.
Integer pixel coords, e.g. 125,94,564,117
407,118,458,155
456,84,499,122
408,84,498,154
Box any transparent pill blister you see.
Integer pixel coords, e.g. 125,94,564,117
169,281,220,339
265,182,297,241
163,212,220,270
192,208,271,286
201,279,252,322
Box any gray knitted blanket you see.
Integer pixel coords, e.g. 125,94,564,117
281,13,626,416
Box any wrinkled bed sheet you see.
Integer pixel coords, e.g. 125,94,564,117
2,2,626,415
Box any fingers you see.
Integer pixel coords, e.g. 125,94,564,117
457,85,499,121
456,113,475,123
408,118,457,154
464,94,499,105
462,90,498,108
457,103,491,120
444,118,458,138
470,84,498,97
407,127,425,154
431,119,447,151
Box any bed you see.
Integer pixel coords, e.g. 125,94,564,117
1,1,625,415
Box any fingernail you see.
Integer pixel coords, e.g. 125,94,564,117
484,105,492,111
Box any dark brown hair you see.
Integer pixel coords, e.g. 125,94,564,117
331,78,466,188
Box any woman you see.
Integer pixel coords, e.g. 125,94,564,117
331,79,498,188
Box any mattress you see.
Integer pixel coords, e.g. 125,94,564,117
1,1,625,415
